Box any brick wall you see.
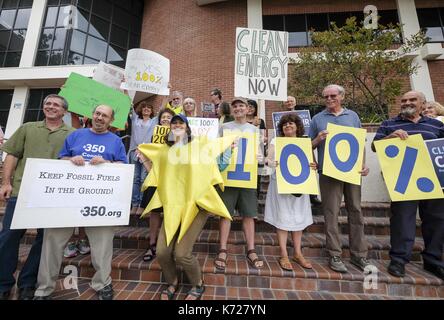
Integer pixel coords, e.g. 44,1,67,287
428,60,444,104
140,0,247,113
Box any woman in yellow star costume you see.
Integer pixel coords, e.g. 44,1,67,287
138,113,235,300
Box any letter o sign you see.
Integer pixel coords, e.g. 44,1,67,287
280,144,310,184
328,133,359,172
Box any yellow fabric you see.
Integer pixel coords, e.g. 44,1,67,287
323,123,366,185
374,134,443,201
165,102,183,115
221,132,258,189
275,137,319,195
138,136,235,245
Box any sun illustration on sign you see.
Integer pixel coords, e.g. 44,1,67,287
137,135,236,246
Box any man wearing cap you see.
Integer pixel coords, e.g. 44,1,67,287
34,105,127,300
214,97,264,270
0,94,75,300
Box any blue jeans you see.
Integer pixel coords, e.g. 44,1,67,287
129,150,148,207
0,197,44,292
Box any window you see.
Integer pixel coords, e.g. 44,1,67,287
24,88,59,123
263,10,399,47
35,0,143,67
417,8,444,43
0,0,33,67
0,89,13,130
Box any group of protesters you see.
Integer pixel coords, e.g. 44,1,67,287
0,83,443,301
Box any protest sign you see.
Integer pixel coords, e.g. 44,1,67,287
221,132,258,189
374,134,443,201
323,123,366,185
152,125,170,144
425,138,444,189
275,137,319,195
272,110,311,136
11,159,134,229
188,117,219,139
59,72,131,129
201,102,217,118
121,49,170,99
93,61,137,101
235,27,288,101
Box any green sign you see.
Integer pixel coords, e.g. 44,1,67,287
59,72,131,129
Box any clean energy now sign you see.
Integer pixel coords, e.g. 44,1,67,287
235,27,288,101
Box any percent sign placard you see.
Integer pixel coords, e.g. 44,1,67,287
374,134,443,201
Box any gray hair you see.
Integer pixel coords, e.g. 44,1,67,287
43,94,69,110
323,84,345,97
93,105,115,119
171,91,183,98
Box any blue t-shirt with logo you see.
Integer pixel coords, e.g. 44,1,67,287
59,128,128,163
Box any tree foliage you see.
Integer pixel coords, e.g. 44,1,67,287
289,17,427,122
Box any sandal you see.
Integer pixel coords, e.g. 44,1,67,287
279,256,293,271
246,249,264,269
185,283,205,300
293,254,313,269
160,284,177,300
143,244,157,262
214,249,228,270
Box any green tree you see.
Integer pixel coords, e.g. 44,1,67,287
289,17,427,122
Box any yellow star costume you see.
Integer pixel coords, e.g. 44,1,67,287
138,136,235,246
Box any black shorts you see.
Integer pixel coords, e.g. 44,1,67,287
140,187,163,213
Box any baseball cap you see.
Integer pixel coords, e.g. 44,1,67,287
231,97,248,106
171,113,189,126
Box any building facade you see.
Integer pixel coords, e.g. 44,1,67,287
0,0,443,137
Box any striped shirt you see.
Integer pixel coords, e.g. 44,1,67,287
373,115,444,142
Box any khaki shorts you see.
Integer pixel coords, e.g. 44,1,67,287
217,186,258,218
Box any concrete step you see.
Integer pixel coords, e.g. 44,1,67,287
16,245,444,299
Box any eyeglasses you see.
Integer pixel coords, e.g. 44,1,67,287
323,94,338,99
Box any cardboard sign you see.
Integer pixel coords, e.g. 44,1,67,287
275,137,319,195
272,110,311,136
374,134,443,201
201,102,217,118
59,72,131,129
121,49,170,97
93,61,136,100
235,27,288,101
152,125,170,144
221,132,258,189
11,159,134,229
188,117,219,139
323,123,367,185
425,138,444,189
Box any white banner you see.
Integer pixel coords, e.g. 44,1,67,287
121,49,170,97
93,61,136,101
234,27,288,101
11,159,134,229
188,117,219,139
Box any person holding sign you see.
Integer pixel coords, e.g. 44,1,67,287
0,95,74,300
264,113,315,271
34,105,127,300
138,108,175,262
129,101,156,213
309,84,370,273
372,91,444,281
214,98,264,270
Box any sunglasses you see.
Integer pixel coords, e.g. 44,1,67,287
323,94,338,99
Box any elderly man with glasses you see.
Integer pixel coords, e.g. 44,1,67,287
309,84,370,274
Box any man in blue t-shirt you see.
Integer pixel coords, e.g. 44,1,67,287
35,105,127,300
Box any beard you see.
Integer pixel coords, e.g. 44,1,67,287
400,106,417,117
